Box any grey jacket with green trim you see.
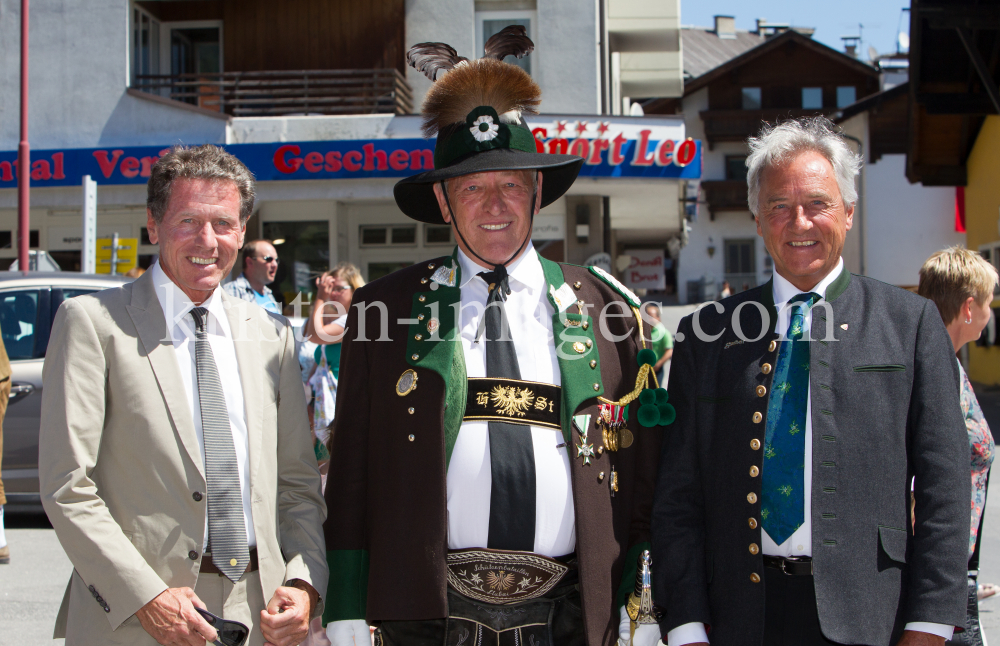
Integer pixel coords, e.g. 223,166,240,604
322,251,663,646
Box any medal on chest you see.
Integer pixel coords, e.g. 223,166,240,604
598,403,631,451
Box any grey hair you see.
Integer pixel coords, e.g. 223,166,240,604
147,144,256,224
745,117,862,217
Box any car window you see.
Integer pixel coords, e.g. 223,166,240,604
0,290,41,360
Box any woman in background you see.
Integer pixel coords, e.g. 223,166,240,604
303,262,365,461
919,246,999,646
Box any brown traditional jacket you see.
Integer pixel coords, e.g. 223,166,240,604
322,251,662,646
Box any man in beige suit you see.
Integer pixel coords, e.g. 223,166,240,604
39,145,328,646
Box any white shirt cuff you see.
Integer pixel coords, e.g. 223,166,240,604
903,622,954,640
667,622,709,645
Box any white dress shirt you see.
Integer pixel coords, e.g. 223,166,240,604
669,258,951,644
446,244,577,557
150,261,256,550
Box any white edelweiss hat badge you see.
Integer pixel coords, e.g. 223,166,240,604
470,115,500,142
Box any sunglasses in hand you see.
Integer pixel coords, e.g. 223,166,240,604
195,607,250,646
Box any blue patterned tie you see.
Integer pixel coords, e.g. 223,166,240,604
761,292,820,545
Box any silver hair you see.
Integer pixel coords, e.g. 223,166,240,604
745,117,862,217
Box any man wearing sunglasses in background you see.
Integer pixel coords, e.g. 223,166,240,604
225,239,282,315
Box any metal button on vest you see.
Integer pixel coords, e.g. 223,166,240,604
593,383,600,391
408,434,415,442
192,491,203,502
750,573,761,583
749,543,759,555
411,354,419,361
414,334,423,341
749,466,759,477
749,517,758,529
408,407,415,414
582,321,589,330
768,340,777,352
756,385,767,397
752,412,763,424
418,295,426,302
189,550,199,561
750,439,761,450
761,363,772,374
418,314,425,321
747,492,758,504
590,360,597,369
428,263,436,270
574,281,582,289
421,278,428,284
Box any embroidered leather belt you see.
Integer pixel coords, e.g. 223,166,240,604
464,378,562,430
763,555,813,576
446,548,572,604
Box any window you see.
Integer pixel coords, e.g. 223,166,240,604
837,86,857,108
132,6,161,86
425,225,453,245
262,221,330,306
476,11,536,75
724,239,757,291
741,87,762,110
980,243,1000,296
802,87,823,109
360,226,417,247
725,156,748,182
170,27,221,76
0,290,40,360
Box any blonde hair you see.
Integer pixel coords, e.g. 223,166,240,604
324,262,365,290
918,246,998,325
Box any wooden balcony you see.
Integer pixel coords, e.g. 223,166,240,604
699,108,838,148
133,69,413,117
701,180,751,219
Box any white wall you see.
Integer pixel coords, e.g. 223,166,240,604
535,0,600,114
864,154,963,286
404,0,476,114
0,0,226,150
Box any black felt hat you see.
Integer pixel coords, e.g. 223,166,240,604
394,28,583,225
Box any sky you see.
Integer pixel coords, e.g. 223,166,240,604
681,0,911,59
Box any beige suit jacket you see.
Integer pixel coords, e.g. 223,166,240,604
39,270,328,643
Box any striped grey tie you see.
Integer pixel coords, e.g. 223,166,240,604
190,307,249,582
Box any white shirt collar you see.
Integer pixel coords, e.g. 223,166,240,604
771,257,844,307
150,260,231,336
457,242,544,295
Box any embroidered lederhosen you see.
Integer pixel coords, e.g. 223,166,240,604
375,554,583,646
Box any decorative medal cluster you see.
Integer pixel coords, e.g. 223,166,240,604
598,403,631,451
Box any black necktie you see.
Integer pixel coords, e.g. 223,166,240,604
478,266,536,551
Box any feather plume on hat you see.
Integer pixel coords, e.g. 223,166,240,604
408,26,540,138
394,25,584,225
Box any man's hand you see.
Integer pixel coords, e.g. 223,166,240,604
135,587,218,646
261,584,314,646
896,630,946,646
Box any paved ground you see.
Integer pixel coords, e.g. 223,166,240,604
4,381,1000,645
0,513,67,646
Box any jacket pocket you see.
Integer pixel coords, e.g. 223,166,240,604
878,525,907,563
854,364,906,373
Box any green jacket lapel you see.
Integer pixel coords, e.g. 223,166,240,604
538,256,603,445
406,250,467,467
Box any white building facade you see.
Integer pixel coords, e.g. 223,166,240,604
0,0,692,305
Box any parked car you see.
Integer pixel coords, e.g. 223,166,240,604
0,272,130,511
